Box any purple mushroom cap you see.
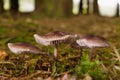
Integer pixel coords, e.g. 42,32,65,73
34,31,77,46
76,35,109,48
8,42,41,54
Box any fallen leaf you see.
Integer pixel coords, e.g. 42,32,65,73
0,50,7,61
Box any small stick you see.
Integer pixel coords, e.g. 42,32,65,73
113,46,120,63
0,61,16,67
0,73,10,77
19,70,51,80
59,55,81,62
56,70,73,77
89,48,94,61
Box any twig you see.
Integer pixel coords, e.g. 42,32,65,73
56,70,73,77
0,76,9,80
0,73,10,80
100,62,108,73
19,70,51,80
113,46,120,64
0,73,10,77
59,55,81,62
109,76,113,80
0,61,16,68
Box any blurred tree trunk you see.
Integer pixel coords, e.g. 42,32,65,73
54,0,72,17
35,0,72,17
0,0,3,13
94,0,98,14
10,0,18,13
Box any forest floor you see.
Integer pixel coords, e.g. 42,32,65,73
0,14,120,80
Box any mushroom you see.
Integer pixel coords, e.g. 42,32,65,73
34,31,77,60
8,42,41,64
8,42,41,54
74,35,109,60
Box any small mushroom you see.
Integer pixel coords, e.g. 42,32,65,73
75,35,109,60
34,31,77,60
8,42,40,54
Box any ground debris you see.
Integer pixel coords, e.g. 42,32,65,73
0,50,7,61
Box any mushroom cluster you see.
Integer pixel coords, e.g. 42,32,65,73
7,31,110,78
7,31,109,61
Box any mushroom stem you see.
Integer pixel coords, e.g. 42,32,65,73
89,48,93,61
54,44,58,61
19,54,25,64
52,42,59,75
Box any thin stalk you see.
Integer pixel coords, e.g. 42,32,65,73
19,53,25,65
52,42,58,76
54,44,58,61
89,48,93,61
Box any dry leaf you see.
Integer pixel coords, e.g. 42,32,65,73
0,50,7,61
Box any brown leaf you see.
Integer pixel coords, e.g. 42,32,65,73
0,50,7,61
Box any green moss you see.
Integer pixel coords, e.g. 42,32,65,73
75,52,109,79
27,59,37,74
